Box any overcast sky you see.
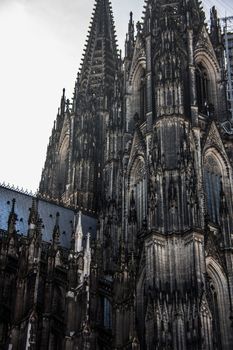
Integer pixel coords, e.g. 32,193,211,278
0,0,232,193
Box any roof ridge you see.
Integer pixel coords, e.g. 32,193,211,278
0,182,36,197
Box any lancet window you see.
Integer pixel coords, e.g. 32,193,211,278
129,159,147,229
206,259,232,349
196,63,214,117
208,278,222,348
132,66,146,124
204,154,222,225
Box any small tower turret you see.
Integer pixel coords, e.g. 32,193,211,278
28,198,39,238
210,6,225,70
125,12,135,59
7,199,19,257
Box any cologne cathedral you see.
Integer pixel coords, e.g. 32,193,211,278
1,0,233,349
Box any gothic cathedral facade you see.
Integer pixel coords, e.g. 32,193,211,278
1,0,233,349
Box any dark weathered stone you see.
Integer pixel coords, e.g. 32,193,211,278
1,1,233,349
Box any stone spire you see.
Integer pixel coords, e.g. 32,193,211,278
39,0,122,211
210,6,225,71
125,11,135,59
60,88,66,116
75,0,119,97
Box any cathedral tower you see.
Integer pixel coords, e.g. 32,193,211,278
120,1,233,349
39,0,121,212
37,0,233,349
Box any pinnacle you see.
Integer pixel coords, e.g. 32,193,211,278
53,212,60,242
8,198,17,235
28,197,39,226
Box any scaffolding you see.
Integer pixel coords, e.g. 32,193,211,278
220,16,233,134
222,17,233,121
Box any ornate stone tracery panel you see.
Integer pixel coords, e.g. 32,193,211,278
131,159,146,184
204,154,222,175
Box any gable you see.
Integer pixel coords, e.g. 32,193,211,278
195,25,219,69
203,122,228,157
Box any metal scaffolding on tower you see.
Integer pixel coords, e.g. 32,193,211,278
220,15,233,134
222,16,233,120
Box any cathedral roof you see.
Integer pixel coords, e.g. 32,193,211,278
77,0,119,94
0,185,96,248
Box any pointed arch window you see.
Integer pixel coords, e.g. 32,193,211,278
206,259,232,349
208,278,222,348
204,155,222,224
195,63,216,117
129,159,147,229
132,66,147,126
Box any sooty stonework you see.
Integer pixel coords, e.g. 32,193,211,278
1,0,233,349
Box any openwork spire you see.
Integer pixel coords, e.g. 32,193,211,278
142,0,206,33
77,0,119,95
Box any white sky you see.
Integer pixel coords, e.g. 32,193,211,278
0,0,232,193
